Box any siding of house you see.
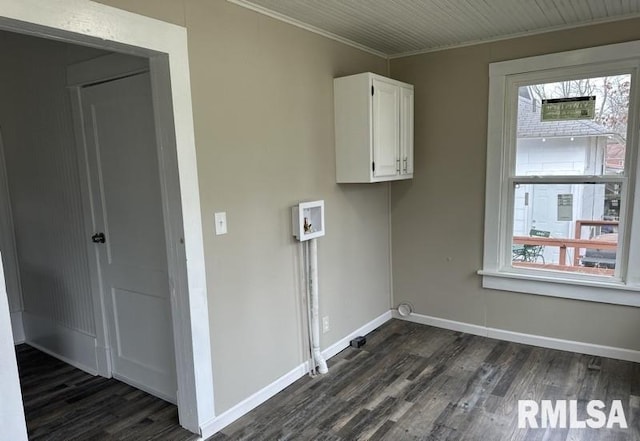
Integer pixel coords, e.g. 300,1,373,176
514,137,606,261
390,17,640,350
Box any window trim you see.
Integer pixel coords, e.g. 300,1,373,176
482,40,640,306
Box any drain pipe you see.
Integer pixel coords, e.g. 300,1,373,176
292,201,327,375
308,238,328,374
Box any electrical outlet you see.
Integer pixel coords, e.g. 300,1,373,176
322,316,330,333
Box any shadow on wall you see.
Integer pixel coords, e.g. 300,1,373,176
19,264,92,360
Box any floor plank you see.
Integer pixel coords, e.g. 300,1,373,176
16,344,196,441
17,319,638,440
212,319,640,441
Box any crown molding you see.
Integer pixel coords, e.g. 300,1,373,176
227,0,388,59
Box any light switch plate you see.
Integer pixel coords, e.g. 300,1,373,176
214,212,227,235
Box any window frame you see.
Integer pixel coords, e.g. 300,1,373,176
481,41,640,307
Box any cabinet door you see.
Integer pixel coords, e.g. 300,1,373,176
400,86,414,175
372,78,399,178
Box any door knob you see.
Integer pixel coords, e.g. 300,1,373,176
92,232,106,244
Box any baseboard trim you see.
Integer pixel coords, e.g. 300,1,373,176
199,309,640,438
485,327,640,364
198,363,308,438
112,372,176,405
199,310,393,439
10,311,24,344
393,311,640,364
22,312,99,375
393,311,484,336
322,310,393,360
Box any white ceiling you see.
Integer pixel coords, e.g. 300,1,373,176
229,0,640,58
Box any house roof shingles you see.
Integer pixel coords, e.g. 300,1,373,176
517,96,616,139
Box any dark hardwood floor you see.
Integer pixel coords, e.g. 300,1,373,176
16,320,639,440
16,344,196,440
209,319,640,441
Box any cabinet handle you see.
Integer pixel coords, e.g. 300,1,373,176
396,159,400,173
403,157,408,173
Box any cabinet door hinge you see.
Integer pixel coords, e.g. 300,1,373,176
372,161,375,172
371,85,374,96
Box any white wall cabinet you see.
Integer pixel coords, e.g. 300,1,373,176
334,72,414,183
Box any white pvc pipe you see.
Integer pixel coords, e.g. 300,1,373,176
302,242,316,375
298,242,315,376
308,238,328,374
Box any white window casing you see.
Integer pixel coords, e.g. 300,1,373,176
480,40,640,307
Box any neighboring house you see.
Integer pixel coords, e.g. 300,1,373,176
513,89,621,265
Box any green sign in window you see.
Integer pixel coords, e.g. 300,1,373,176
541,96,596,121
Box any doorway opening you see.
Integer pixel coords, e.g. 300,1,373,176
0,2,214,436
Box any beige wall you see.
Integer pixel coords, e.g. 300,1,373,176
390,18,640,351
92,0,640,417
94,0,390,413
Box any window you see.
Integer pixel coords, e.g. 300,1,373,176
481,42,640,307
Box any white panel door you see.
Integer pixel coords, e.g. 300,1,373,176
372,78,399,178
80,72,176,402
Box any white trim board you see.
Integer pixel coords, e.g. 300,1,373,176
198,307,640,438
113,372,176,405
21,312,100,375
0,1,213,434
0,251,27,441
199,310,393,439
227,0,387,59
10,311,24,344
321,310,392,360
481,40,640,306
393,311,640,364
199,363,307,439
480,271,640,308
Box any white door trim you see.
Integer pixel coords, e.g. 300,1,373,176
0,252,28,441
0,0,214,434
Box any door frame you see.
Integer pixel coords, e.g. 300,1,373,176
0,0,215,434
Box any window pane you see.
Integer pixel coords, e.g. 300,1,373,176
512,183,619,276
516,75,630,176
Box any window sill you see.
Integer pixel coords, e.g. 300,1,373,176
478,269,640,307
